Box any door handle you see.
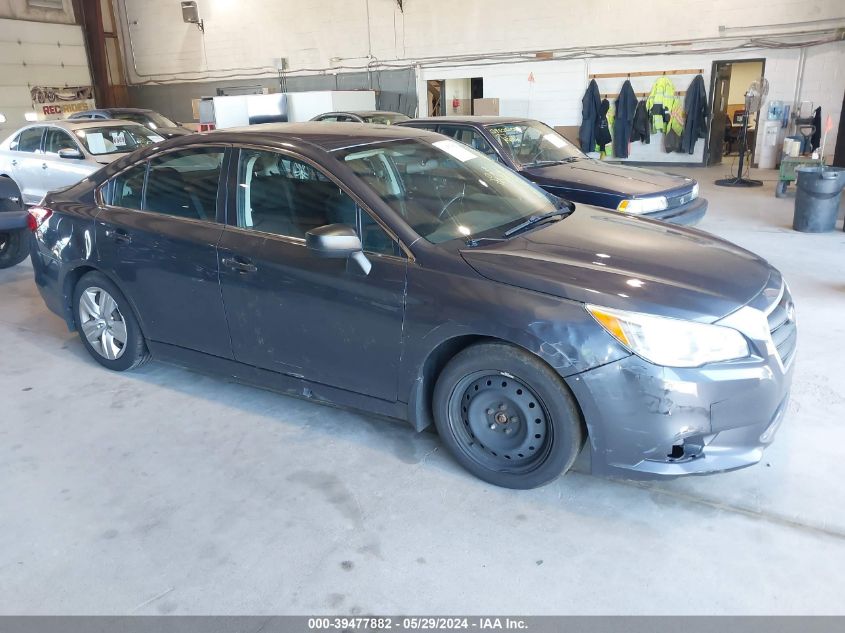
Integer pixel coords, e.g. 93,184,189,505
42,163,48,170
105,228,132,244
10,159,17,167
222,257,257,274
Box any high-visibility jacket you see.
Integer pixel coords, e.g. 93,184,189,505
645,76,677,133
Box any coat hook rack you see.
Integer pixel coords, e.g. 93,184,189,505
588,69,704,79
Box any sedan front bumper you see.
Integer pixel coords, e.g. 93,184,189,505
565,337,794,480
645,196,708,226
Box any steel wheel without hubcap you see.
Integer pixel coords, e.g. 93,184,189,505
78,287,128,360
449,371,552,474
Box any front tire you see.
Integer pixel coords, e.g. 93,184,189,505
433,342,584,489
0,230,29,269
73,271,149,371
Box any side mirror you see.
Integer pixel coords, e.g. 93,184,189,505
306,223,371,275
58,147,83,159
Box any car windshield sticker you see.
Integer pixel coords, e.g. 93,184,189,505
86,132,106,154
433,139,477,162
111,132,127,147
544,133,567,148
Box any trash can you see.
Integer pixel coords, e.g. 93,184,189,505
792,166,845,232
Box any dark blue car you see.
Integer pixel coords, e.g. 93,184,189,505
398,116,707,225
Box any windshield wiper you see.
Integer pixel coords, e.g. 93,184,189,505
464,236,508,247
525,157,581,167
503,207,573,238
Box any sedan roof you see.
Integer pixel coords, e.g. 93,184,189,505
33,119,153,131
404,116,531,125
321,110,406,117
206,121,436,151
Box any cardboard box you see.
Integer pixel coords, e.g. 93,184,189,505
554,126,581,145
473,98,499,116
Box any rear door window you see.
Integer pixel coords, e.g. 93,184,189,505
144,148,224,221
108,163,147,210
12,127,44,152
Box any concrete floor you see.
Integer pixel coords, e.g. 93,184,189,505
1,165,844,615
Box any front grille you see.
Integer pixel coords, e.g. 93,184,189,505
666,188,696,209
767,286,797,367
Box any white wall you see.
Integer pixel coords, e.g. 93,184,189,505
116,0,845,82
0,17,92,138
800,41,845,156
444,78,471,115
113,0,845,162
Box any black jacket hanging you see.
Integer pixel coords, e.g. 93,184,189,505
811,106,822,150
595,99,612,152
680,74,708,154
631,100,650,144
579,79,602,152
613,80,637,158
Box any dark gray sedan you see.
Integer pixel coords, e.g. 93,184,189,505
26,123,794,488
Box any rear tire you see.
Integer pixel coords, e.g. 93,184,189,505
0,176,29,269
432,342,584,489
73,271,150,371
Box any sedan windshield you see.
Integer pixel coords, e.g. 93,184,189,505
118,111,178,130
486,121,584,167
336,138,565,244
73,125,163,156
362,113,410,125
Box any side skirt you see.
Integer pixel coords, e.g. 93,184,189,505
148,341,411,426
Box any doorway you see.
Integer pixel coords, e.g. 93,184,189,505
427,80,444,116
707,59,766,166
426,77,484,116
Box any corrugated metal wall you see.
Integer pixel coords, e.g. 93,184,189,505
0,17,92,138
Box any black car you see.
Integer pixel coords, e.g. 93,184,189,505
68,108,192,139
27,123,792,489
311,111,410,125
398,116,707,225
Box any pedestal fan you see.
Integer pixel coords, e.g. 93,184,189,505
716,77,769,187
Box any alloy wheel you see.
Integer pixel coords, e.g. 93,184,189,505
78,287,128,360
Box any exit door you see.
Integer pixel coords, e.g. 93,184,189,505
707,63,731,166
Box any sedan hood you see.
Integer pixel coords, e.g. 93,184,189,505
93,154,127,166
460,207,772,322
523,159,693,197
156,126,193,138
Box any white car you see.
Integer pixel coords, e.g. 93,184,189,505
0,119,164,206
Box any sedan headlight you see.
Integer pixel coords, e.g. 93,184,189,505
690,182,699,200
616,196,668,214
586,304,750,367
